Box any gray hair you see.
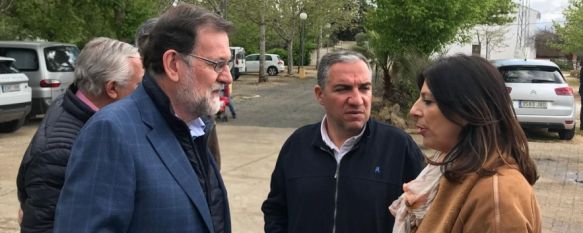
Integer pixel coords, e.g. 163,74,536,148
75,37,140,96
317,50,372,88
135,17,158,57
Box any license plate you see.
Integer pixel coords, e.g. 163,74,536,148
2,84,20,93
519,100,547,109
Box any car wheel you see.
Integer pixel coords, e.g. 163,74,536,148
267,66,278,76
558,125,575,140
0,117,25,133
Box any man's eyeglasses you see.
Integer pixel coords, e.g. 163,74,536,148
186,54,230,73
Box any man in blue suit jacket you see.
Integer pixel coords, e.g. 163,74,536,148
54,4,233,233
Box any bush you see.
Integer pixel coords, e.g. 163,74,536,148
550,58,573,71
267,48,287,62
387,53,432,112
355,32,368,47
292,42,316,66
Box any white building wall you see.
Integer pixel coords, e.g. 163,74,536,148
444,5,540,60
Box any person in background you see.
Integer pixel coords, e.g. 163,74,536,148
54,4,232,232
390,54,541,233
135,17,223,168
16,37,143,233
222,83,236,119
262,50,424,233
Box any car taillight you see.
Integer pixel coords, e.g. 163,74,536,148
555,87,573,96
506,87,512,93
40,79,61,88
278,59,283,65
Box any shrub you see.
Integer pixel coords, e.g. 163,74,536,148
267,48,287,62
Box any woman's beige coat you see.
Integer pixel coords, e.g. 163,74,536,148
415,164,541,233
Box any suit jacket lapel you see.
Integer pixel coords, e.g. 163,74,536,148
134,87,214,233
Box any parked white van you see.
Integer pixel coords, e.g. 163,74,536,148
0,41,79,117
0,56,31,132
230,46,245,80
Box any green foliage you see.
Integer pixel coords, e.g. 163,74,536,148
365,0,515,104
292,41,316,66
366,0,516,57
267,48,288,61
351,45,374,61
553,0,583,55
355,32,368,47
550,58,573,70
389,52,432,110
2,0,159,46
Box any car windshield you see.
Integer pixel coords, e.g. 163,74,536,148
0,60,20,74
0,48,38,71
499,66,563,84
44,46,79,72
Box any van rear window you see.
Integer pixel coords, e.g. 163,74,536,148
44,46,79,72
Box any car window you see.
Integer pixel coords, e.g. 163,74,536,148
246,55,259,61
0,60,20,74
0,48,38,71
265,55,272,61
499,66,563,84
44,46,79,72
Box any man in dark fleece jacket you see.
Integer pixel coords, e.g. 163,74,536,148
16,37,144,233
262,50,424,233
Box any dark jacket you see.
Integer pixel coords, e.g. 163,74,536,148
262,119,424,233
142,75,227,233
16,84,94,233
53,75,229,233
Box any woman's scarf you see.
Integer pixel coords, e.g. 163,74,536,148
389,164,443,233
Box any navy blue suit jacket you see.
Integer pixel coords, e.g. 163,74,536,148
54,85,230,233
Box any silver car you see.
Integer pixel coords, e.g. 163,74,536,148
492,59,576,140
0,41,79,117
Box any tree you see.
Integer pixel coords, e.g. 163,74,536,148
365,0,515,102
475,25,509,59
263,0,356,75
229,0,274,82
3,0,159,45
554,0,583,57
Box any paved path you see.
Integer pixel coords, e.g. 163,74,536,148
221,73,583,233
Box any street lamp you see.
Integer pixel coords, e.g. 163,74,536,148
299,12,307,79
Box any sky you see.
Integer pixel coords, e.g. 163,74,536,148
528,0,570,30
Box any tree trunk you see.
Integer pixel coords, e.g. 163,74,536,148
287,40,293,75
382,64,393,101
316,26,321,69
114,2,125,40
221,0,228,19
258,13,267,83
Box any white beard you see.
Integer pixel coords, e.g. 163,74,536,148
210,96,221,115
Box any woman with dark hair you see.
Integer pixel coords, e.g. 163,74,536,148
389,54,541,233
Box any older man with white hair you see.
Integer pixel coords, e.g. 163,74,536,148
16,37,144,233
